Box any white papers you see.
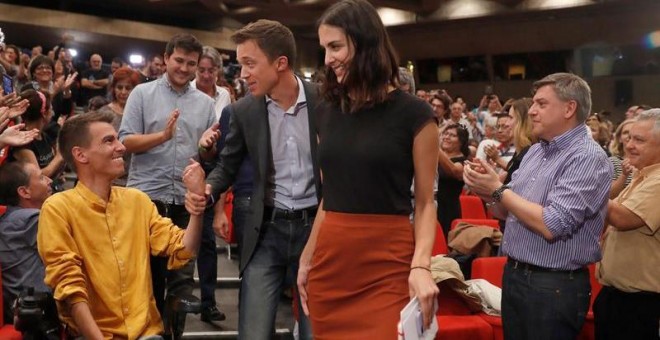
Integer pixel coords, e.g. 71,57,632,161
398,297,439,340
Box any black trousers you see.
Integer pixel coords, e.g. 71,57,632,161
593,285,660,340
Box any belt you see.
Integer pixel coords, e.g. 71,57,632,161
152,200,185,217
264,206,318,221
507,258,587,274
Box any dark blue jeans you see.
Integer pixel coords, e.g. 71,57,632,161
502,261,591,340
196,208,218,309
238,212,313,340
231,195,251,261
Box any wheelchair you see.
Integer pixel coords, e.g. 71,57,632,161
12,288,201,340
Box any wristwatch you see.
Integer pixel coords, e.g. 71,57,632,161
491,184,510,202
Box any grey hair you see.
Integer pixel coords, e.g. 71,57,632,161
533,73,592,123
200,45,223,69
398,67,415,95
635,108,660,137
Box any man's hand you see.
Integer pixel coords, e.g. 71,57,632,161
484,144,500,161
0,123,39,147
199,123,220,150
213,208,230,239
621,158,635,178
463,158,501,197
162,109,180,141
183,159,206,195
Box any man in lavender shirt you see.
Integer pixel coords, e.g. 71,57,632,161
464,73,612,340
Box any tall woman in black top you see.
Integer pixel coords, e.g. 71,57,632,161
297,1,439,338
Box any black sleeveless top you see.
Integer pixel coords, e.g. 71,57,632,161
317,89,435,215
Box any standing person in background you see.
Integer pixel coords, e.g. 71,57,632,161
502,97,535,185
608,119,634,198
297,1,439,338
190,45,231,323
119,33,218,335
464,73,612,340
595,109,660,340
79,54,110,108
436,123,470,238
139,54,165,83
8,90,66,192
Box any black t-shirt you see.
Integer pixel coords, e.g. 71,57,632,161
79,68,110,105
318,89,435,215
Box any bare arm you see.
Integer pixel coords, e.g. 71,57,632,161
606,200,645,231
181,159,206,253
122,109,179,153
70,302,104,340
410,122,441,330
437,148,464,180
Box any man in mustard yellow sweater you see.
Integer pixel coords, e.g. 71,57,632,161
37,111,206,340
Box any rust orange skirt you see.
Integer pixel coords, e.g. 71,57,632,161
307,212,414,340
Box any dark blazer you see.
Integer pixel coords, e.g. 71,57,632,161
206,78,322,274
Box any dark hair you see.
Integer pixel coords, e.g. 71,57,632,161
4,44,20,65
86,96,110,113
28,55,55,79
231,19,297,68
110,67,140,101
111,57,124,65
0,161,30,206
19,89,51,122
318,0,399,113
445,123,470,158
165,33,203,59
431,93,453,119
58,110,116,171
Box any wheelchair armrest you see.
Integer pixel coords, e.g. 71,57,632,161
166,294,201,314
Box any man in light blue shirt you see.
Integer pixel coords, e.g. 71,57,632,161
118,33,218,335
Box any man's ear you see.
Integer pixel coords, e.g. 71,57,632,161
71,146,88,165
17,185,30,200
276,56,289,72
564,100,578,119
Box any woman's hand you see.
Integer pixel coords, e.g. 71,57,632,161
408,267,439,330
297,247,315,316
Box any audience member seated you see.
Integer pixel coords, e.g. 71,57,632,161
595,109,660,340
36,111,206,339
0,161,52,324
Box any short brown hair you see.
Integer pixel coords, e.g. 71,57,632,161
58,111,115,172
165,33,203,58
231,19,296,68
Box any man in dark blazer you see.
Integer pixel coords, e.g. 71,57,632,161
197,20,321,340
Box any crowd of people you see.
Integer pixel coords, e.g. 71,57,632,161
1,0,658,339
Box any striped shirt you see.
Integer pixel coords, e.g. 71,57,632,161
502,125,612,270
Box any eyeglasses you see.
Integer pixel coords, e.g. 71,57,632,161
35,65,52,72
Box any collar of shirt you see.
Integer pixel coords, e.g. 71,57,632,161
638,162,660,179
73,181,109,210
190,79,222,102
265,76,307,115
540,124,587,153
160,74,191,94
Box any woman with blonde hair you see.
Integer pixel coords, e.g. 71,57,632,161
503,97,535,184
608,119,634,198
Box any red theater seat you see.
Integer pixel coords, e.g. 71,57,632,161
0,265,22,340
435,282,494,340
459,195,488,219
579,264,601,340
471,257,507,340
432,221,448,255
